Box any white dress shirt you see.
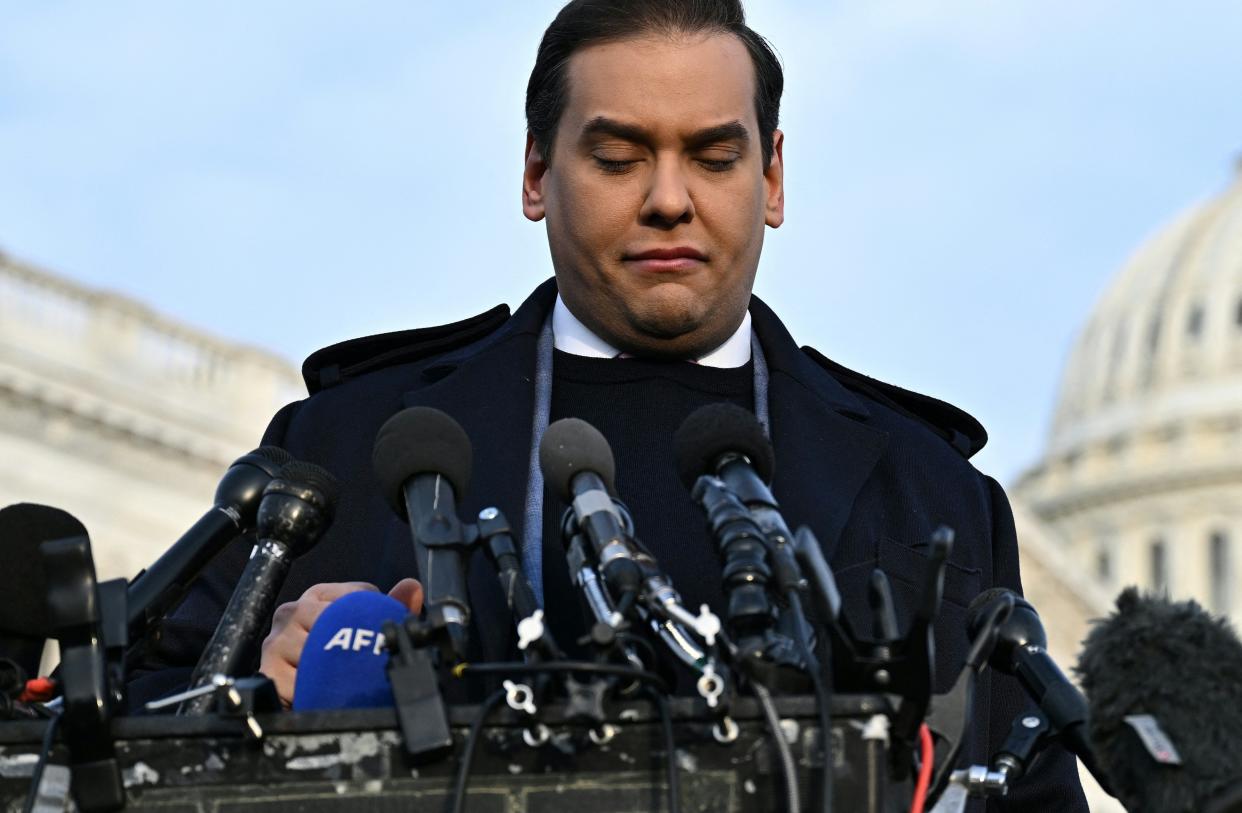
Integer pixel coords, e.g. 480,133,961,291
551,294,752,368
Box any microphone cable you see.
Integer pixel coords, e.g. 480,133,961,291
21,711,61,813
910,724,934,813
447,662,679,813
451,660,670,694
786,586,833,813
449,689,507,813
754,681,801,813
641,687,681,813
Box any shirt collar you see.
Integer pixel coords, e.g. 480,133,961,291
552,294,752,368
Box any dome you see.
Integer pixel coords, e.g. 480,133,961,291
1015,162,1242,620
1050,165,1242,459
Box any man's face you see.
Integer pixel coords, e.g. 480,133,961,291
523,32,784,359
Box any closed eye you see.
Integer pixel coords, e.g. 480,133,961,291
698,157,738,172
593,156,638,175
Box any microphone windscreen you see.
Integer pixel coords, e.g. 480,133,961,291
276,461,341,516
251,446,295,468
1076,587,1242,813
372,407,473,517
292,591,408,711
0,503,89,637
538,418,617,503
673,403,774,491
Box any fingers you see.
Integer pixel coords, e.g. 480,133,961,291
387,578,424,613
260,581,381,708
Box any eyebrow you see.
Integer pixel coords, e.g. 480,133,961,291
579,117,751,149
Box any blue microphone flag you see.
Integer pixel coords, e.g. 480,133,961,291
292,591,408,711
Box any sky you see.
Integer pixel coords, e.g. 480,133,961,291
2,1,1241,485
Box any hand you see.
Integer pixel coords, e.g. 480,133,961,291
259,578,424,709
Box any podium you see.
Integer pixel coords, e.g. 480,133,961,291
0,695,910,812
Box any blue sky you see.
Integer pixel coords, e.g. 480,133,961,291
2,1,1241,484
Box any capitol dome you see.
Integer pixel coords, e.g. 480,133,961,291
1016,163,1242,617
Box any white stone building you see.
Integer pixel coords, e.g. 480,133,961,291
0,249,303,581
1012,163,1242,812
1015,164,1242,620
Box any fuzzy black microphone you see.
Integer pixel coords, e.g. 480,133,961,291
1076,587,1242,813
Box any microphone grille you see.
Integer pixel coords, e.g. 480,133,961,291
372,407,473,516
673,402,774,490
252,446,295,467
538,418,616,503
277,461,341,516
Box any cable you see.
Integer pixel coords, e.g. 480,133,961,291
754,681,801,813
786,589,833,813
22,712,61,813
642,688,681,813
449,689,506,813
909,723,934,813
452,660,670,694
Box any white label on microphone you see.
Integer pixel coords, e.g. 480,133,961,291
323,627,387,656
1123,714,1182,765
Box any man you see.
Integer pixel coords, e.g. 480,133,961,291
130,1,1087,808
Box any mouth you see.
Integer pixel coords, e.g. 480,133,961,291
622,246,709,274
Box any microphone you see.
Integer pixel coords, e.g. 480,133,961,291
1076,588,1242,813
127,446,293,633
673,405,816,672
292,591,409,711
538,417,643,607
674,404,807,606
181,461,339,715
0,503,90,678
372,406,475,661
968,588,1112,794
674,403,779,533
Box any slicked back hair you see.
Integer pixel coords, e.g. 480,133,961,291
525,0,783,168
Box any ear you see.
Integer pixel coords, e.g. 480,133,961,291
522,133,549,222
764,129,785,229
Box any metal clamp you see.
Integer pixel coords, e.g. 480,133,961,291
588,723,619,745
503,680,537,717
516,610,546,652
712,716,740,744
696,664,725,709
522,724,552,747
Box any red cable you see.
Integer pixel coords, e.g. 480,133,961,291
910,723,934,813
20,677,58,704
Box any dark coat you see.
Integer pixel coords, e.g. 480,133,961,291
129,279,1087,812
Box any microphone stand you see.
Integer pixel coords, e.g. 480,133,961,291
383,515,480,761
40,534,126,812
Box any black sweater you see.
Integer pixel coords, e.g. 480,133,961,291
540,350,753,668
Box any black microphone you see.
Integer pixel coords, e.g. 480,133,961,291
127,446,293,633
0,503,90,678
674,403,809,604
674,404,815,661
674,403,779,531
1076,588,1242,813
181,461,338,715
968,588,1112,794
372,406,475,660
538,417,644,607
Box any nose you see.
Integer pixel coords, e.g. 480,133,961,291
639,155,694,227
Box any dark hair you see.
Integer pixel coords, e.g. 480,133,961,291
526,0,783,168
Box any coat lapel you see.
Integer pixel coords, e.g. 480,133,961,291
399,279,558,664
749,295,889,561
